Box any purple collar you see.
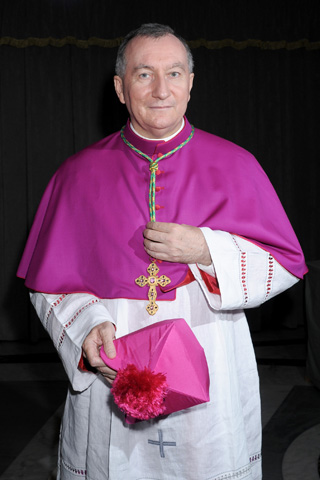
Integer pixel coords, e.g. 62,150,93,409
122,117,193,157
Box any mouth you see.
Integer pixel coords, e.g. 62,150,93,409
149,104,173,108
150,107,172,113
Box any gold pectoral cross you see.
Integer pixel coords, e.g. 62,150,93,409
135,261,171,315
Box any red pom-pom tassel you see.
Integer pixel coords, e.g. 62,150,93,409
111,364,168,420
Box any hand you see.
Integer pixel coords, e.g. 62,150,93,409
143,222,211,266
82,321,117,384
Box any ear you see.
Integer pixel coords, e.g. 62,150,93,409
114,76,125,104
188,73,194,100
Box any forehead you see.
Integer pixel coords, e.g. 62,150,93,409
124,34,189,70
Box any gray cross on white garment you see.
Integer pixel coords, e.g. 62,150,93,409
148,429,177,458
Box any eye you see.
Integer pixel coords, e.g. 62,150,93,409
169,71,181,78
139,72,151,79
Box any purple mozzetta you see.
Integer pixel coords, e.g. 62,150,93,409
17,118,307,299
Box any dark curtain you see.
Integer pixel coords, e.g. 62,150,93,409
0,0,319,340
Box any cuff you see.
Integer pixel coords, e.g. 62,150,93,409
197,262,216,277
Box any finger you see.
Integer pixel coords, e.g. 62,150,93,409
143,235,169,257
103,338,116,359
83,342,107,369
93,357,109,369
98,365,117,385
82,322,116,367
83,341,102,367
143,235,167,251
102,375,115,386
98,365,117,378
144,245,171,262
144,224,179,245
101,326,117,359
146,221,175,233
143,228,164,243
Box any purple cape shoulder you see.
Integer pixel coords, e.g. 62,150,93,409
17,119,307,298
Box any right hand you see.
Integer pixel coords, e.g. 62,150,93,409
82,321,117,384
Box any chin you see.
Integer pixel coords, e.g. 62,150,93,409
148,117,180,132
149,125,177,137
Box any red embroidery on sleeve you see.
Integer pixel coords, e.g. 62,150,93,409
240,252,249,305
232,236,249,305
265,254,274,299
58,299,100,348
45,294,67,329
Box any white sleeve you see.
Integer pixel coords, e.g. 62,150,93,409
189,228,299,311
30,291,116,392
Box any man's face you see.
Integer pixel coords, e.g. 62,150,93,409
114,34,194,139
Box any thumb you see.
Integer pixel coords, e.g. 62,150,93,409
103,337,116,359
102,324,117,359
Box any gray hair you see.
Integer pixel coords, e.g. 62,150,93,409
115,23,194,77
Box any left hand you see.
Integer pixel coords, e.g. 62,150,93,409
143,222,211,265
82,321,117,385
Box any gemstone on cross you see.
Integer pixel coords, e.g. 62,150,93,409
148,429,176,458
135,261,171,316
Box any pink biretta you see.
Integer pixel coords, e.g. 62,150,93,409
100,318,210,423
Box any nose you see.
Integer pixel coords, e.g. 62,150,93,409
152,75,170,100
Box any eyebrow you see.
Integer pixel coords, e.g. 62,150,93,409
133,62,186,72
133,64,153,72
170,62,186,71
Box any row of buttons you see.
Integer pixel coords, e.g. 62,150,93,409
155,179,164,210
154,153,164,211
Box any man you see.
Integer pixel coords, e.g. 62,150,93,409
18,23,307,480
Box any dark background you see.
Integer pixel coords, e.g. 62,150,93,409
0,0,319,341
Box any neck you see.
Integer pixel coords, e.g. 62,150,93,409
130,119,185,142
